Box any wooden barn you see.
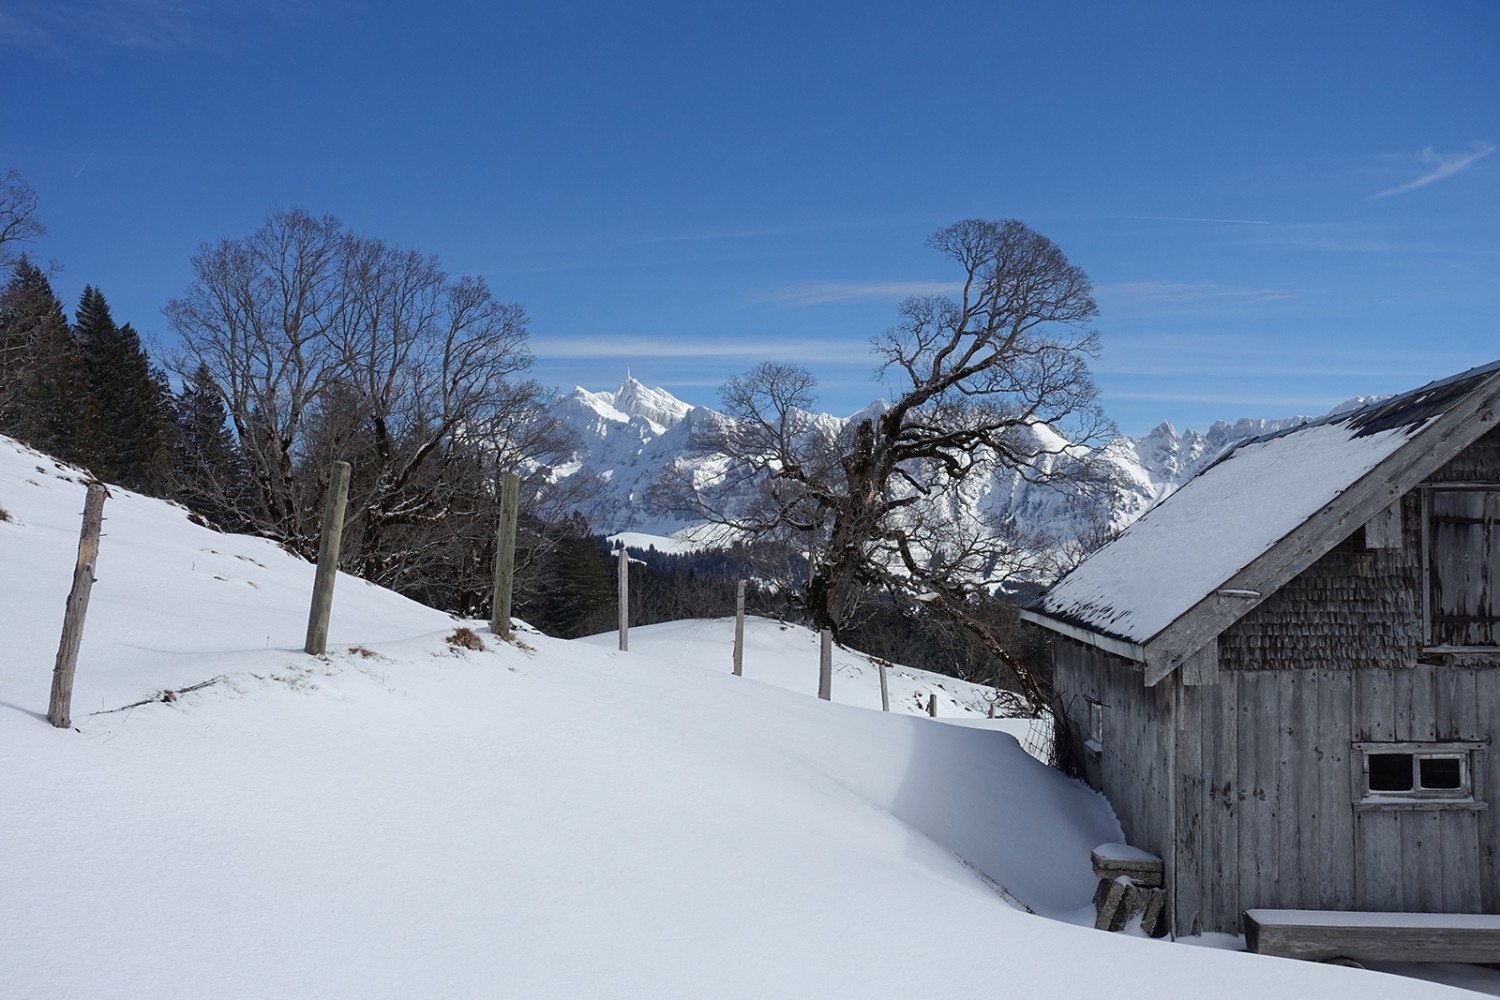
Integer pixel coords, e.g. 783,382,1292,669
1020,359,1500,940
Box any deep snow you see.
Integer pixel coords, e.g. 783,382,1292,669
1,435,1490,998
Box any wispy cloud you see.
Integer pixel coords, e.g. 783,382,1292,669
1095,280,1291,305
532,334,861,365
1,0,312,54
1370,142,1496,199
761,280,963,306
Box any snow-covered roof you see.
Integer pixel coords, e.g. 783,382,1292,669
1023,359,1500,679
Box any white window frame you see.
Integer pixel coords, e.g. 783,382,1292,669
1353,740,1487,810
1085,698,1105,755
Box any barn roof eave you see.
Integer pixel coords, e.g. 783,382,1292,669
1017,607,1147,663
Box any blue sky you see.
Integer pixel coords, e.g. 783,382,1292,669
3,0,1496,436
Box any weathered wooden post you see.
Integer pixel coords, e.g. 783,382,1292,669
489,471,520,639
48,483,107,729
878,660,890,712
927,693,938,717
304,461,351,656
818,629,832,701
617,544,629,652
732,580,746,676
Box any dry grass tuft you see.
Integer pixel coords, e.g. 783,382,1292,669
0,505,10,523
445,627,486,652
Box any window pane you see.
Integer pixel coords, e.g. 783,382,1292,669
1419,756,1464,790
1369,753,1414,791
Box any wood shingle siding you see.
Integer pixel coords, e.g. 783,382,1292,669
1028,362,1500,938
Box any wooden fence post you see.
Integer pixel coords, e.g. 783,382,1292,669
48,483,107,729
489,471,520,638
818,629,832,701
878,660,890,712
617,544,629,652
927,693,938,717
304,461,351,656
732,580,746,676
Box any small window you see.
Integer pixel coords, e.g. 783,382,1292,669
1357,742,1481,804
1085,699,1105,754
1368,753,1415,791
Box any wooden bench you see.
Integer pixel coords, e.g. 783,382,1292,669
1090,844,1165,936
1244,909,1500,964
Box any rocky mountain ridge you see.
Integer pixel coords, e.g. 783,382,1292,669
546,378,1314,556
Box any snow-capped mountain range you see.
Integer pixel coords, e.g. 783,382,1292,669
547,377,1311,557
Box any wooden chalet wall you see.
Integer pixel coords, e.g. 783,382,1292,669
1053,425,1500,936
1053,638,1175,879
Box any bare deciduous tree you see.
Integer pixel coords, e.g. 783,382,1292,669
0,169,46,276
166,209,574,603
166,208,346,542
656,218,1114,708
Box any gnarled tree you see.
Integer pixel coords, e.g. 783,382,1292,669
656,218,1114,708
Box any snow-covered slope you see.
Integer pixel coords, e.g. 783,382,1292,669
548,377,1308,553
1,434,1485,998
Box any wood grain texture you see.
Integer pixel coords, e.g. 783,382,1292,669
48,483,107,729
1244,910,1500,963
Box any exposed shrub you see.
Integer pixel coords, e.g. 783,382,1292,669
445,627,485,652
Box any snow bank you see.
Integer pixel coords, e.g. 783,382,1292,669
0,435,1482,998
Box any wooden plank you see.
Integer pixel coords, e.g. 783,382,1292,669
1319,670,1356,910
1478,667,1500,913
1357,810,1404,911
1172,677,1205,935
1401,809,1445,912
1364,498,1403,549
1289,670,1320,911
1489,490,1500,646
1354,667,1402,911
1208,671,1240,932
1407,665,1438,743
1439,811,1483,912
1238,672,1279,915
1281,670,1313,910
1356,667,1397,743
1244,909,1500,963
1181,639,1219,686
1142,373,1500,685
1200,677,1229,932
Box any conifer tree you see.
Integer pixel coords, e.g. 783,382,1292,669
72,285,171,489
0,257,96,462
171,364,253,529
